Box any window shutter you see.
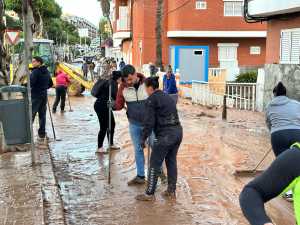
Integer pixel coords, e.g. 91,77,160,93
280,31,292,63
291,30,300,64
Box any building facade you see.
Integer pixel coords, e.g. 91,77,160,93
112,0,267,82
63,14,98,40
247,0,300,109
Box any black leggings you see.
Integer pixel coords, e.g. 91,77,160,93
271,129,300,156
146,126,183,195
240,148,300,225
53,86,67,111
94,101,115,149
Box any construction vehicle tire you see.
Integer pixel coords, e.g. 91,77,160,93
68,81,83,96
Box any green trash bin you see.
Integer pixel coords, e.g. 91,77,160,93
0,85,31,145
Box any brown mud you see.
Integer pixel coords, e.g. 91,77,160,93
43,95,293,225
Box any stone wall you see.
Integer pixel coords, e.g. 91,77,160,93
262,64,300,109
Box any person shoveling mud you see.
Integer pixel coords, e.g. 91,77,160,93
135,77,183,201
240,144,300,225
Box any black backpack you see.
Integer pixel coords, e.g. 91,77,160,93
91,79,108,98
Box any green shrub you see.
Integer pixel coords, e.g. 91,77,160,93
235,71,258,83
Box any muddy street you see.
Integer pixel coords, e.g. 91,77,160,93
43,95,294,225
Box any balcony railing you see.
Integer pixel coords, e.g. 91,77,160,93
116,6,131,31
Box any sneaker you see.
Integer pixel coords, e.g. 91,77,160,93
135,193,155,201
127,176,146,186
95,147,107,154
161,190,176,199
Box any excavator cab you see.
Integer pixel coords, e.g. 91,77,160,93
16,39,55,75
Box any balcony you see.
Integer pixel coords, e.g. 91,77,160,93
117,18,130,31
248,0,300,17
113,6,131,41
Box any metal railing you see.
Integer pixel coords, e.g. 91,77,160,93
226,83,257,111
191,81,257,111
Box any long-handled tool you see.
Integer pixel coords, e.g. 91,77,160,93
107,79,112,184
66,90,73,112
147,139,151,178
234,148,272,177
47,99,62,142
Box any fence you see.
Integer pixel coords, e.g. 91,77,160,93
226,83,257,111
191,81,257,111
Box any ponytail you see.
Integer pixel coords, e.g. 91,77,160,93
145,76,160,90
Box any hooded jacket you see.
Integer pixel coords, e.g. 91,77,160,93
266,96,300,133
163,73,178,94
56,71,70,87
30,66,53,98
115,73,148,125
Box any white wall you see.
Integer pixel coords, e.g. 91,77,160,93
249,0,300,17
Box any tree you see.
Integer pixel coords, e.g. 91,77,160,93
5,0,62,37
14,0,35,84
98,0,113,34
22,0,35,164
155,0,164,71
99,17,111,42
0,0,8,86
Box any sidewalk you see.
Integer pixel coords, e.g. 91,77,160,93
0,151,43,225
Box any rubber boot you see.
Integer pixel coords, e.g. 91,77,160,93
136,168,159,201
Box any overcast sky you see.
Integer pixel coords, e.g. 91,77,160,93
56,0,102,26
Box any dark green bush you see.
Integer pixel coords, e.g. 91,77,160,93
235,71,258,83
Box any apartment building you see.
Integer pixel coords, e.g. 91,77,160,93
113,0,267,82
63,14,98,40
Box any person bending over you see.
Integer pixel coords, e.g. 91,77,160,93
240,144,300,225
266,82,300,157
136,76,183,201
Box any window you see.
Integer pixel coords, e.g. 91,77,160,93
194,50,203,55
250,46,261,55
224,1,243,17
218,43,239,61
280,28,300,64
196,1,207,10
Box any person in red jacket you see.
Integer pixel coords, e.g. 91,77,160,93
52,70,70,113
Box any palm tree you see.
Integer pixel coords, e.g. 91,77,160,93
155,0,164,71
98,0,113,34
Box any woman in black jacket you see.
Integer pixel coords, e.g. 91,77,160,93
94,71,122,153
136,76,183,201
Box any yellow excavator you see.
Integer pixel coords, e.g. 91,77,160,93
13,38,94,96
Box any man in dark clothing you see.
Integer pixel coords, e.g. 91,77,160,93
30,56,53,139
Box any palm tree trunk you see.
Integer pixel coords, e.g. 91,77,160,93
155,0,164,71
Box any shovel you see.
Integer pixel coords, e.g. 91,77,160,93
234,148,272,177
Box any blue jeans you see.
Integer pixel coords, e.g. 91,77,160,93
129,123,145,177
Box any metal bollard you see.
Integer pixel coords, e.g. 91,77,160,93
222,95,227,121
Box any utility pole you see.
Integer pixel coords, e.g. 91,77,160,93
22,0,36,165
